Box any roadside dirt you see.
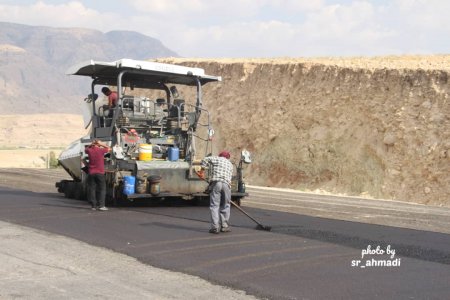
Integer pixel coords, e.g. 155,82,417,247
0,114,87,148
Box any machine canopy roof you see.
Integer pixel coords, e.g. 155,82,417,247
66,58,221,87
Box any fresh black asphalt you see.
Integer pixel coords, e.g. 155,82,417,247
0,186,449,299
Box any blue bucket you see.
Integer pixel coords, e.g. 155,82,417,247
123,176,135,195
168,147,179,161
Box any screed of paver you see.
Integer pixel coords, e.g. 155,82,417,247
0,221,259,300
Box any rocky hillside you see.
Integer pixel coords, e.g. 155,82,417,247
0,22,178,114
160,56,450,206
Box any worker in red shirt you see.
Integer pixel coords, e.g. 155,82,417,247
101,87,118,108
101,87,118,117
85,139,110,211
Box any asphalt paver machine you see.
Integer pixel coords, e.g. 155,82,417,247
56,59,250,205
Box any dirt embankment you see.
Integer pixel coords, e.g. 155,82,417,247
161,56,450,206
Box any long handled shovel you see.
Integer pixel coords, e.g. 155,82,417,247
230,201,272,231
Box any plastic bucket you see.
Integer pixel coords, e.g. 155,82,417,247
135,176,147,194
148,175,162,196
123,176,135,195
168,147,179,161
138,144,152,161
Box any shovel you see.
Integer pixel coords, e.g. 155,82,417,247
230,200,272,231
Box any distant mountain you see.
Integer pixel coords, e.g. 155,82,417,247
0,22,178,114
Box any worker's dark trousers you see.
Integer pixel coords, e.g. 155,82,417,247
87,173,106,208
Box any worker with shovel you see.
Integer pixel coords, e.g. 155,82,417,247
201,151,234,234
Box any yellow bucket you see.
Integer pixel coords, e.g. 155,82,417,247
138,144,152,161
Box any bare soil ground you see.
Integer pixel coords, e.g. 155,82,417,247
0,114,86,168
0,114,87,149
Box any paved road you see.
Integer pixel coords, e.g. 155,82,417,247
0,176,449,299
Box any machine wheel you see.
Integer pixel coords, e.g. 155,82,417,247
106,184,122,207
64,182,76,199
57,180,69,193
73,182,86,200
232,197,241,206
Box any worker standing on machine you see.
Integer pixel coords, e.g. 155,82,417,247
101,87,118,118
201,151,234,234
85,139,110,211
101,87,118,108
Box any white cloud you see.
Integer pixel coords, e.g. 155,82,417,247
130,0,260,15
395,0,450,30
172,21,298,58
270,0,325,12
128,0,324,23
0,1,113,31
0,0,448,57
159,1,396,57
129,0,204,14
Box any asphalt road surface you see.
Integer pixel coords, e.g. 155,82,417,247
0,169,449,299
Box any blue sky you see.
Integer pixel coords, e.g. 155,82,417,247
0,0,448,58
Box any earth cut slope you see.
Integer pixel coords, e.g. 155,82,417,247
160,56,450,206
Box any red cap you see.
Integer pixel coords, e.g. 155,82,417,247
218,150,230,159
